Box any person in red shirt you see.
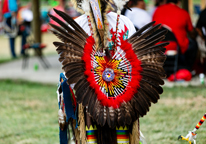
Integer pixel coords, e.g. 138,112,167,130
152,0,197,71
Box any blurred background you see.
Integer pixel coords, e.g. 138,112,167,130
0,0,206,144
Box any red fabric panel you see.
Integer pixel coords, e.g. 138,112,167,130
2,0,9,14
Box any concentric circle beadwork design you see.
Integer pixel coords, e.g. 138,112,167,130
102,68,115,82
82,35,142,108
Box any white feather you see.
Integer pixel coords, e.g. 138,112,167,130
113,0,129,10
80,0,90,14
58,109,65,124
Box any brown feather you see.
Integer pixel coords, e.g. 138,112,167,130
117,106,125,126
76,82,90,103
128,21,156,41
142,67,166,78
140,56,166,67
50,30,69,42
64,70,84,80
133,35,165,51
135,24,161,41
108,107,117,129
132,29,167,49
53,41,64,47
97,106,107,126
63,64,84,75
141,61,165,73
121,102,132,125
126,102,136,122
93,100,101,122
106,107,111,128
48,14,86,42
87,95,97,117
140,81,160,103
141,71,164,85
49,24,85,48
133,30,168,52
53,8,88,38
57,44,83,55
138,89,152,108
62,56,82,66
134,90,151,116
144,29,168,43
63,61,84,70
134,94,148,116
74,78,87,92
75,81,90,99
82,88,93,106
67,72,85,85
131,96,145,117
50,30,85,52
136,47,166,58
141,78,163,94
55,41,84,54
65,66,84,78
130,98,140,119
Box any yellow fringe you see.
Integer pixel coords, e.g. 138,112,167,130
78,103,87,144
130,119,139,144
72,119,80,144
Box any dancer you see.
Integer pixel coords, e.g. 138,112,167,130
51,0,168,143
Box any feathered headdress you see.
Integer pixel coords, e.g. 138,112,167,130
49,0,168,143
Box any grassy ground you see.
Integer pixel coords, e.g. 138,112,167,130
0,80,206,144
0,80,59,144
140,86,206,144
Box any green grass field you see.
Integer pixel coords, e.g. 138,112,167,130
0,80,206,144
0,80,59,144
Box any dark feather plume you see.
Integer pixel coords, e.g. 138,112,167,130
53,8,88,38
128,21,156,41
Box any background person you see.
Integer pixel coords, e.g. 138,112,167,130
2,0,18,58
152,0,197,72
149,0,166,16
195,7,206,73
17,2,33,55
124,0,151,31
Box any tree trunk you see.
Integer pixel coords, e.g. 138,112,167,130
32,0,42,55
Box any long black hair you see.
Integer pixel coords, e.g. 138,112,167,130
167,0,180,4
